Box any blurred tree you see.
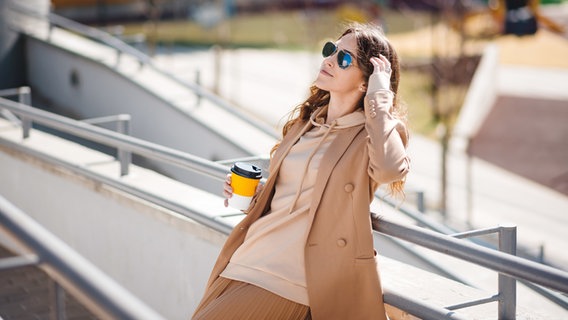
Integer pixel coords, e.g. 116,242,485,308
145,0,163,55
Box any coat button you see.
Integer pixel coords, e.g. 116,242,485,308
344,183,354,193
337,238,347,247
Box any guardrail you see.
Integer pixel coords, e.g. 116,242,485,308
373,217,568,319
2,93,568,319
0,87,32,134
8,3,280,140
0,93,234,235
0,195,166,320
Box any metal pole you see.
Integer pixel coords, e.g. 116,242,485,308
18,87,32,139
195,70,202,107
0,97,229,182
466,143,473,226
0,196,166,320
18,87,31,105
51,280,66,320
373,217,568,294
116,115,132,176
498,224,517,319
416,191,425,213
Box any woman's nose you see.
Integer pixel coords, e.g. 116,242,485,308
324,56,334,67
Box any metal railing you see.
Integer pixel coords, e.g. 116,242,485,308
5,4,566,319
373,217,568,319
0,195,165,320
2,94,568,320
449,225,517,318
0,94,228,181
0,93,234,236
0,87,32,135
8,3,279,140
81,114,132,176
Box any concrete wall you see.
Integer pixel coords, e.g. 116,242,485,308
0,137,226,319
23,34,275,193
0,0,49,89
25,38,235,191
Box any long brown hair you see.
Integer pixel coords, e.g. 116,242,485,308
273,22,408,195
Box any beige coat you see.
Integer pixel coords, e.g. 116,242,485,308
203,92,410,319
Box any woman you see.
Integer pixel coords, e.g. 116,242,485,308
192,22,410,320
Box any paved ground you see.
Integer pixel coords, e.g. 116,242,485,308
469,95,568,196
0,245,97,320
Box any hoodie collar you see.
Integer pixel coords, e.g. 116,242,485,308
310,106,365,130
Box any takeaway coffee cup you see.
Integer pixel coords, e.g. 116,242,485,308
228,162,262,210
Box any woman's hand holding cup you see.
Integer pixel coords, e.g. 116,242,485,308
223,162,263,210
223,173,233,208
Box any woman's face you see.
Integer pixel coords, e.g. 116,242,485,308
314,33,365,96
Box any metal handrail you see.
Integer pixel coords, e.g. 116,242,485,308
0,96,228,182
0,87,31,126
3,97,568,320
8,3,279,140
46,12,280,138
371,216,568,294
81,114,132,175
47,13,153,66
0,195,165,320
6,3,566,319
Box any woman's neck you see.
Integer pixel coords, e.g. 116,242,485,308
326,92,363,124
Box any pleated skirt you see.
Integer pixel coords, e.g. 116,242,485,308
192,277,311,320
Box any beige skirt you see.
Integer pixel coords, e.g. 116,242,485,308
192,277,311,320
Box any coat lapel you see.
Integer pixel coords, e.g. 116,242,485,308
205,120,314,288
270,120,313,177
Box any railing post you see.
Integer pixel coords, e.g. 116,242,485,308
466,142,473,226
51,280,66,320
498,224,517,319
116,116,131,176
116,49,122,64
416,190,425,213
18,87,32,139
17,87,31,105
21,116,33,139
195,70,202,107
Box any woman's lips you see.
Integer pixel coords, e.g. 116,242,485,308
320,69,333,77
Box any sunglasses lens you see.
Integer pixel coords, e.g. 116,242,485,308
322,42,336,58
337,51,353,69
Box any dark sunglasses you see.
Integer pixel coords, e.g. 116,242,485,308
322,41,356,70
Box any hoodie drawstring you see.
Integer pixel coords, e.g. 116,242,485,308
288,120,337,214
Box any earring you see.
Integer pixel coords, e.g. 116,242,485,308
359,85,366,92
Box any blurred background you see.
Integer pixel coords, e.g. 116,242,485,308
48,0,568,204
1,1,568,319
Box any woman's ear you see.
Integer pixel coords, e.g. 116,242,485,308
359,83,367,92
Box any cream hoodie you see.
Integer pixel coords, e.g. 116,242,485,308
220,106,367,306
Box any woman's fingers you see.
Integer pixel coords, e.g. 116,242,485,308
223,173,233,199
370,55,391,74
370,56,382,73
223,173,264,208
378,54,390,66
256,182,264,194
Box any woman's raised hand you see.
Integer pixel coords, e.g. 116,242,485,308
367,55,392,93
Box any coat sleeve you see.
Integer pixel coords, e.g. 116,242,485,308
364,89,410,185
